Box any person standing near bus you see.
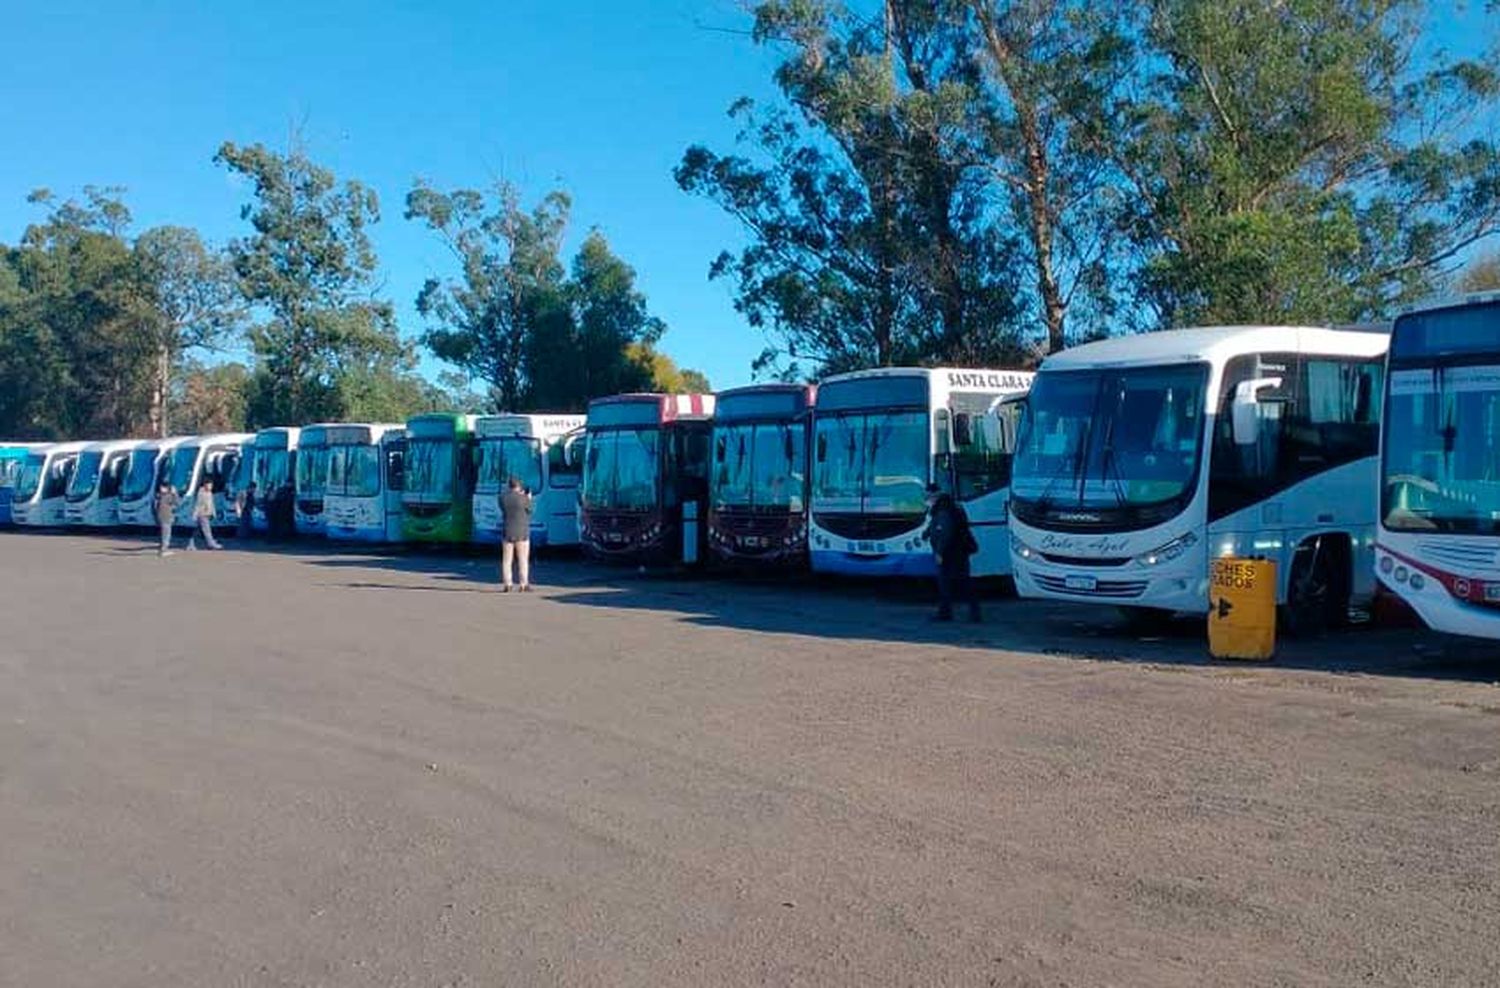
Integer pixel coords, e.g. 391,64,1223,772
189,480,223,551
499,475,534,592
236,481,257,541
154,480,179,557
924,483,980,622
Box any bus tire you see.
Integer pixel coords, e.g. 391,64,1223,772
1281,537,1348,638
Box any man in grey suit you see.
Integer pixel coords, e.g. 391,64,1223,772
499,476,534,592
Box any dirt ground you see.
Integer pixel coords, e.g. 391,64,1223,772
0,530,1496,987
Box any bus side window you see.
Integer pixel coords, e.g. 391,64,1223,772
386,448,405,492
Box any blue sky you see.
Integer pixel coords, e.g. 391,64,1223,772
0,3,1494,392
0,0,782,389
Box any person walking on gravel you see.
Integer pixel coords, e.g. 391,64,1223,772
188,480,223,551
154,480,180,557
924,483,980,623
499,475,534,592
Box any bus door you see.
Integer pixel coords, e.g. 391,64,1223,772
383,435,406,541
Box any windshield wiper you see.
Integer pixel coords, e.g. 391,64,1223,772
1096,382,1129,509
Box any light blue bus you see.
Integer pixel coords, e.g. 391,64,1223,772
0,444,42,526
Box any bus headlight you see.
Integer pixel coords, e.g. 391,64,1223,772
1011,534,1037,561
1135,531,1198,567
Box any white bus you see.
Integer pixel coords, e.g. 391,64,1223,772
64,439,143,527
1376,293,1500,640
809,367,1034,578
11,441,89,527
473,413,587,548
117,437,192,527
294,424,332,536
324,423,406,543
249,427,300,532
1009,326,1388,633
166,433,253,530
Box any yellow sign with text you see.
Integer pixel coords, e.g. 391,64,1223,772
1208,557,1277,660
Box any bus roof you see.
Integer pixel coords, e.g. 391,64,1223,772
406,412,476,437
178,433,253,448
588,393,715,422
32,441,90,458
475,413,586,438
1040,326,1390,371
714,383,815,421
324,423,404,445
1397,290,1500,318
78,438,146,454
253,427,301,449
298,424,334,446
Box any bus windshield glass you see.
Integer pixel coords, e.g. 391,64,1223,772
404,438,454,501
713,422,805,511
67,451,104,500
813,410,929,515
169,447,200,493
1384,365,1500,535
583,428,659,511
477,437,542,494
0,456,21,489
1012,363,1207,510
256,449,291,493
14,455,46,501
122,449,159,500
328,444,383,498
296,445,329,497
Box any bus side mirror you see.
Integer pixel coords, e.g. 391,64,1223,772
953,412,974,447
1231,377,1282,446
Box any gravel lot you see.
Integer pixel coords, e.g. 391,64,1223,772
1,531,1497,987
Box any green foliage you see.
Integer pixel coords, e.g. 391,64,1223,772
408,183,677,411
216,141,403,427
0,188,157,439
1455,251,1500,292
624,343,712,394
1115,0,1500,326
172,360,251,434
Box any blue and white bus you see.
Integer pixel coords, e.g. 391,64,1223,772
167,433,252,530
294,424,332,536
250,427,300,532
324,423,406,543
1376,293,1500,640
0,444,44,525
64,439,143,527
11,441,88,527
473,414,587,548
809,367,1033,578
1009,326,1388,633
118,437,191,527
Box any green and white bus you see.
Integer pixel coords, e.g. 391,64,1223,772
401,413,478,544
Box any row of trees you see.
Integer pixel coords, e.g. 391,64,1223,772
0,147,704,440
678,0,1500,377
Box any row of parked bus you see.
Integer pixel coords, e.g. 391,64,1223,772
3,293,1497,642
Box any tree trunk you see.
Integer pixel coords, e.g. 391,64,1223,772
151,343,171,437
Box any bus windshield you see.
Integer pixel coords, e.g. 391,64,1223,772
1383,365,1500,534
122,449,159,500
67,451,104,500
404,438,454,501
256,449,291,492
583,428,659,511
477,437,542,494
713,422,806,511
296,445,329,497
14,455,45,501
328,444,383,498
813,410,929,515
169,447,200,494
1012,363,1207,510
0,457,21,489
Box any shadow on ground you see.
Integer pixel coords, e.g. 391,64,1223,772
63,530,1500,684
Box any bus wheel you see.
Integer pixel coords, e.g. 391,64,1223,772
1282,538,1346,638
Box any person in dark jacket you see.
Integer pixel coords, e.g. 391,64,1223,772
499,475,534,592
923,483,980,622
236,482,257,541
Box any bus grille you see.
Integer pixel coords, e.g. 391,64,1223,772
1034,574,1148,599
713,510,792,537
403,501,450,519
1040,552,1131,567
1419,540,1500,573
813,512,921,541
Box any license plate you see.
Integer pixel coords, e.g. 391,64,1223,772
605,532,625,543
1064,574,1098,592
1485,583,1500,603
